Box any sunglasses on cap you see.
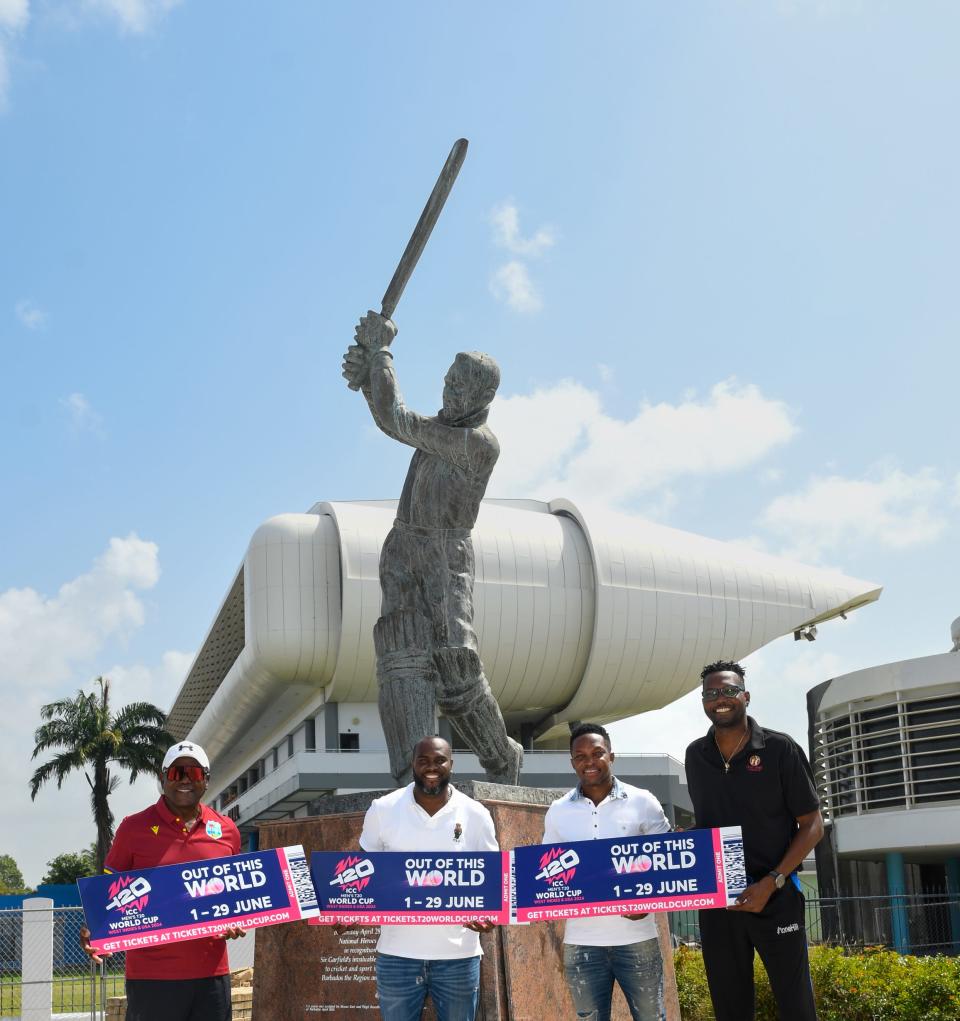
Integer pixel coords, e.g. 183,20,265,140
165,765,208,783
702,685,745,702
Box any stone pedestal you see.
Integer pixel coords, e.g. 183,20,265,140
254,783,679,1020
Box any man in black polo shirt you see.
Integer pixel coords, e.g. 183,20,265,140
684,660,823,1021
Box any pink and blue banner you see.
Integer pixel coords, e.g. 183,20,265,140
309,850,510,926
511,826,746,923
78,845,319,953
79,830,745,945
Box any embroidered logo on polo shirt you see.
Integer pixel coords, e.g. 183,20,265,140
747,755,763,772
150,825,159,835
206,820,223,839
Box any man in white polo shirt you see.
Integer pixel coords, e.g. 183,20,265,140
355,735,498,1021
543,723,671,1021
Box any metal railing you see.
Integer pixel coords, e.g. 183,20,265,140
2,893,955,1018
668,890,960,956
216,746,686,816
0,905,125,1018
814,690,960,818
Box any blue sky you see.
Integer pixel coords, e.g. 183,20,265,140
1,1,957,884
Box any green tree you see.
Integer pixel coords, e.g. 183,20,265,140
30,677,172,874
0,853,28,894
40,848,96,885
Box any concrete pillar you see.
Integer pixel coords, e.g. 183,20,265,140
21,897,53,1021
885,852,910,954
324,701,339,751
946,857,960,955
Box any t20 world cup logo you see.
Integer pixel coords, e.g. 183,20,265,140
329,856,375,892
105,876,152,913
535,847,579,885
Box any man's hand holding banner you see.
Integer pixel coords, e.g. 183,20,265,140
309,851,510,926
78,845,320,953
78,830,746,947
511,826,746,923
307,828,745,926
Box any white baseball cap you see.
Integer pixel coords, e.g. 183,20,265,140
162,741,210,771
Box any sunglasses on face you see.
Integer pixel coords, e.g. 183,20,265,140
165,765,207,783
702,686,745,702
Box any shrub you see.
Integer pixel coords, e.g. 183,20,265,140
674,944,714,1020
673,944,960,1021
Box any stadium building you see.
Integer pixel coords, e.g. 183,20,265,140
808,618,960,953
167,497,880,845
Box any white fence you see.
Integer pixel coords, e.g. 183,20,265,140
0,900,255,1020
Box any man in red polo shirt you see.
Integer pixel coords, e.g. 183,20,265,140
83,740,243,1021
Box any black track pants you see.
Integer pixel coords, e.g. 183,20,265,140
125,975,232,1021
698,884,817,1021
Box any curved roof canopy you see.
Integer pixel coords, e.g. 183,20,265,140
167,498,881,763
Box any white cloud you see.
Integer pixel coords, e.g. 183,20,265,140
106,649,194,711
99,533,162,589
488,201,555,314
490,201,557,258
2,0,180,107
597,363,615,384
952,473,960,508
80,0,182,34
0,533,159,685
15,298,45,330
0,0,28,111
608,687,706,760
60,391,104,434
0,0,28,31
489,377,797,508
759,466,946,562
726,641,850,749
489,260,542,313
607,636,853,761
0,535,183,885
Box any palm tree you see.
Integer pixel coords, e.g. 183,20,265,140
30,676,173,874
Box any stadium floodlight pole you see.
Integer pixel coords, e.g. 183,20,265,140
347,137,468,390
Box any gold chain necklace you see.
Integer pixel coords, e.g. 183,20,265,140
715,725,749,774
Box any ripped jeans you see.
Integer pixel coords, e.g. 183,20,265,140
375,953,480,1021
562,938,664,1021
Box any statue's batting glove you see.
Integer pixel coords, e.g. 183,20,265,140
342,343,370,389
355,310,398,350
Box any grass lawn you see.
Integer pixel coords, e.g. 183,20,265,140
0,972,125,1016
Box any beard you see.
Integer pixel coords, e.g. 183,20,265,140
414,774,450,797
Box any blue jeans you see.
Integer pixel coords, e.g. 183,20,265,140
375,953,480,1021
563,938,664,1021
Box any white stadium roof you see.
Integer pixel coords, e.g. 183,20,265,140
168,497,881,762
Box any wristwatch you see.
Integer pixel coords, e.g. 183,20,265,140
767,870,786,890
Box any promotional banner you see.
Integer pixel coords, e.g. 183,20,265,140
512,827,746,923
310,850,510,925
79,845,320,953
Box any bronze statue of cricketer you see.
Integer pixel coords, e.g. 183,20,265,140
342,311,523,786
